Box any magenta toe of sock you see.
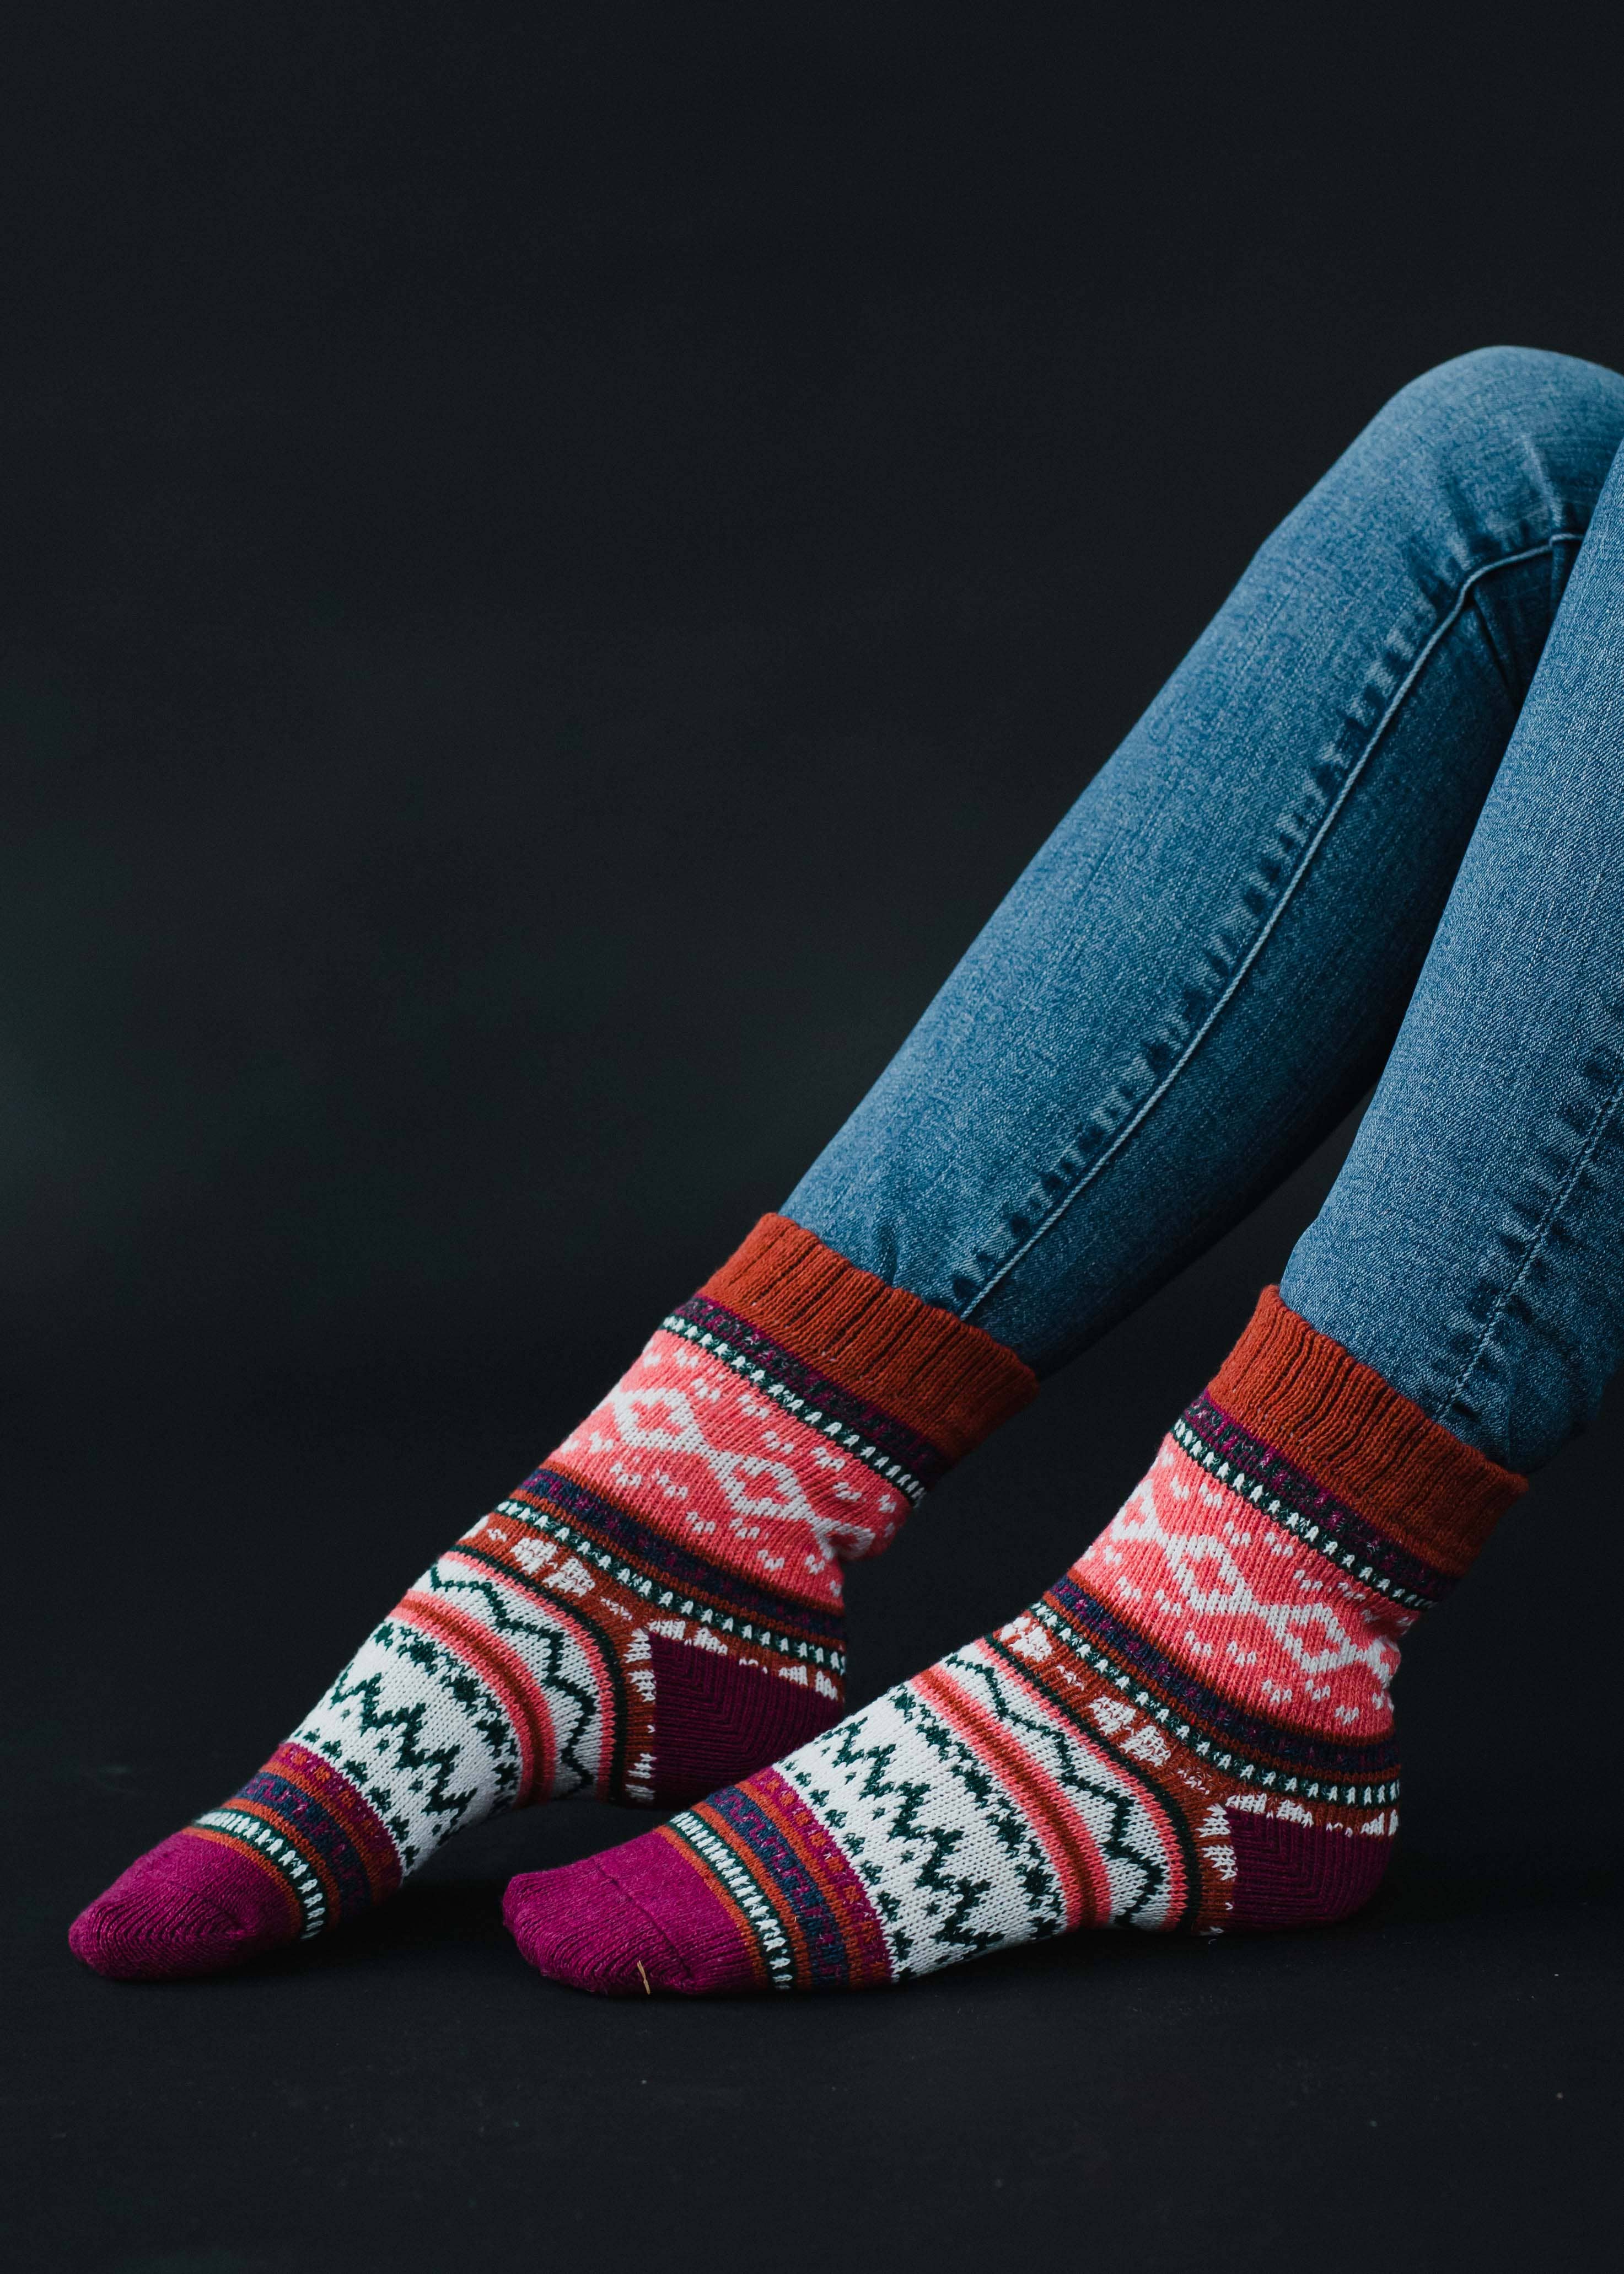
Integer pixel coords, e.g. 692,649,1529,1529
504,1831,761,1997
69,1830,300,1981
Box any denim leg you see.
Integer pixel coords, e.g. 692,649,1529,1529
786,348,1624,1409
1283,425,1624,1473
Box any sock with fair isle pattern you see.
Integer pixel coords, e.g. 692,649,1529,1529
69,1217,1033,1980
504,1287,1524,1994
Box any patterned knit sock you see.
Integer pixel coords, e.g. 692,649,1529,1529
504,1288,1524,1993
69,1218,1033,1980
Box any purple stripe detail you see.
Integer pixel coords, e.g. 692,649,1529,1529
1183,1391,1453,1606
702,1783,854,1986
514,1467,847,1646
1045,1576,1402,1781
671,1293,951,1485
229,1770,375,1923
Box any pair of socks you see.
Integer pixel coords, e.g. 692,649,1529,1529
69,1216,1033,1979
71,1221,1521,1993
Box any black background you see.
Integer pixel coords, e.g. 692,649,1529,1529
7,8,1622,2271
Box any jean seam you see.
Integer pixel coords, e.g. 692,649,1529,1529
1434,1059,1624,1445
959,533,1574,1325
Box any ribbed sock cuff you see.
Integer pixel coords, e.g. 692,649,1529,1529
703,1215,1038,1464
1208,1286,1526,1576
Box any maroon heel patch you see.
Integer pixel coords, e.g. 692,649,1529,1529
648,1635,841,1805
1226,1808,1393,1931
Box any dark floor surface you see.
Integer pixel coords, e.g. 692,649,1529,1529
10,1195,1620,2274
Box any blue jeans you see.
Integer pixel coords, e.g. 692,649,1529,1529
786,347,1624,1477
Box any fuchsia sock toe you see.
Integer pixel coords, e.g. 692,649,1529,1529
68,1830,300,1981
504,1832,761,1994
506,1288,1525,1995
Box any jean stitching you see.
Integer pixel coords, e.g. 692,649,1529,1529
959,534,1571,1323
1435,1059,1624,1439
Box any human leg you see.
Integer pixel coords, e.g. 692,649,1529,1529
790,346,1624,1376
1281,392,1624,1472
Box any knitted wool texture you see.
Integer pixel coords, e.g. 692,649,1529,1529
69,1217,1034,1980
504,1288,1524,1993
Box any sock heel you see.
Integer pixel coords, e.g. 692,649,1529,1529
1225,1806,1395,1931
647,1635,841,1805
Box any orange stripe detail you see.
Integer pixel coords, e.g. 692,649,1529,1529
264,1745,400,1902
207,1798,343,1919
445,1536,624,1791
652,1824,775,1989
686,1799,813,1984
983,1641,1191,1926
738,1770,893,1987
395,1587,555,1805
914,1661,1114,1930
